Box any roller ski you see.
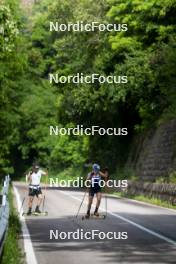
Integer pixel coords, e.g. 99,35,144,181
22,211,48,216
23,206,48,216
82,212,106,220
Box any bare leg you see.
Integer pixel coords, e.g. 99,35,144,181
94,192,102,215
27,196,34,214
37,194,43,207
87,196,93,216
28,196,34,208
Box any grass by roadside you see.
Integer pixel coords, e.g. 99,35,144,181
113,192,176,210
1,186,24,264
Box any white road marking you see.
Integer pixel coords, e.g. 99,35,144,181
60,190,176,246
13,185,38,264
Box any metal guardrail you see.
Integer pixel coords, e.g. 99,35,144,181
0,175,10,257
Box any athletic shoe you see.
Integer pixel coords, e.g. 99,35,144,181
94,212,99,217
27,208,32,215
35,206,41,214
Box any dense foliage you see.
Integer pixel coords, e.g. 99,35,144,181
0,0,176,177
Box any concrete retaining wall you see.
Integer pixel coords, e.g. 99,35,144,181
126,181,176,205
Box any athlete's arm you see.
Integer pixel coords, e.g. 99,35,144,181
26,171,32,183
41,170,48,176
86,173,91,180
99,171,108,179
85,172,92,189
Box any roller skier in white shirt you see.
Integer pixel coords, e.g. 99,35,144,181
26,164,48,215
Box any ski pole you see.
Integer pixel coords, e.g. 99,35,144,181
19,197,26,215
105,191,107,217
104,168,109,217
20,170,31,215
42,168,48,212
75,190,87,218
42,195,46,212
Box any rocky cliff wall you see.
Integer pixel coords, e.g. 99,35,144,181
127,119,176,181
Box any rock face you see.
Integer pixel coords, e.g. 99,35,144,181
128,119,176,181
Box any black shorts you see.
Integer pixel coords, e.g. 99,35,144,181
29,186,42,197
89,186,101,197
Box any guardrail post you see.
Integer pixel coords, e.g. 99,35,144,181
2,195,6,207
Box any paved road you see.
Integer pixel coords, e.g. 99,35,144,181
13,182,176,264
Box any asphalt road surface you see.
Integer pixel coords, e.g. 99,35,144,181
13,182,176,264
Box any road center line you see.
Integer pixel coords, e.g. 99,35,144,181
60,190,176,246
13,185,38,264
